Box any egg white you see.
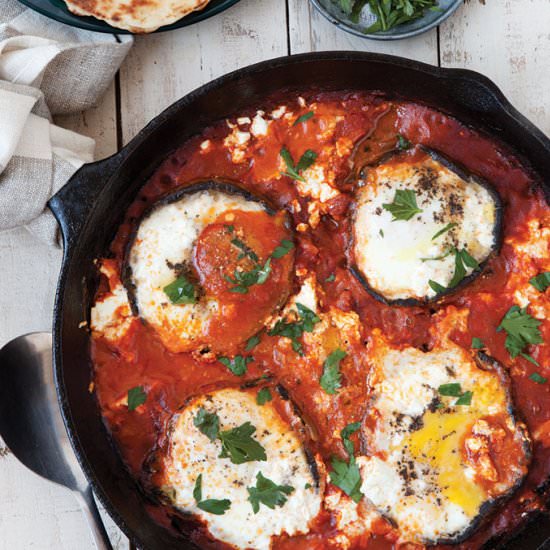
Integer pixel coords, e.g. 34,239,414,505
353,154,499,302
158,388,322,550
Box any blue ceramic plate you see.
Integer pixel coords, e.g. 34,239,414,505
17,0,241,34
310,0,462,40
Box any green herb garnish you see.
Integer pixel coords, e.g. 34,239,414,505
325,273,336,283
163,275,197,304
231,237,259,262
218,421,267,464
396,134,411,150
382,189,423,221
428,247,479,292
471,337,485,349
272,239,295,259
432,222,458,241
438,383,473,406
256,388,272,405
247,472,294,514
320,349,347,395
280,147,318,182
455,391,473,406
357,0,440,33
219,355,253,376
245,334,261,351
530,372,547,384
193,474,231,515
530,272,550,292
293,111,314,126
420,248,453,262
193,408,220,441
225,257,272,294
428,280,446,294
268,302,321,355
127,386,147,411
497,305,542,366
329,422,363,503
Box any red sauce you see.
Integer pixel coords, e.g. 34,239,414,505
91,91,549,549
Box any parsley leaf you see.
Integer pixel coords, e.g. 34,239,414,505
530,372,547,384
127,386,147,411
471,337,485,349
293,111,314,126
193,408,220,441
455,391,473,406
429,280,446,294
530,272,550,292
396,134,411,150
245,334,261,351
497,305,543,361
218,422,267,464
382,189,423,221
163,275,197,304
272,239,295,259
429,248,479,292
438,383,462,397
231,237,259,262
421,248,453,262
256,387,272,405
363,0,439,33
225,257,272,294
432,222,458,241
219,355,253,376
280,147,318,182
268,302,320,356
320,349,347,394
247,472,294,514
325,273,336,282
193,474,231,515
329,423,363,503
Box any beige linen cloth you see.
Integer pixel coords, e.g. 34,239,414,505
0,0,132,244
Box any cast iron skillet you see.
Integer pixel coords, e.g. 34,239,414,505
48,52,550,550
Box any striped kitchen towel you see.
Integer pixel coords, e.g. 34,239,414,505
0,0,132,244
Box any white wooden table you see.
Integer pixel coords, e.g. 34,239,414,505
0,1,549,548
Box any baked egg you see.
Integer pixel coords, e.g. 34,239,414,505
352,151,501,303
125,182,294,354
156,387,322,549
358,332,530,544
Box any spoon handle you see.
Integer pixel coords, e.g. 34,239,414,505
73,486,114,550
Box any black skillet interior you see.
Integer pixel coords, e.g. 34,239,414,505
48,52,550,550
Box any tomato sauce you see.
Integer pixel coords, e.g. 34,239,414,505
91,91,549,549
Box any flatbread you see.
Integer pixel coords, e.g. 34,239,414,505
65,0,212,33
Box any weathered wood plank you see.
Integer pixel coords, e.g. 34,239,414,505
287,0,438,64
119,0,288,144
440,0,550,135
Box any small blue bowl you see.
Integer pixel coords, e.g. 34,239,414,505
310,0,462,40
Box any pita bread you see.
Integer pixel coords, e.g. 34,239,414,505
64,0,212,33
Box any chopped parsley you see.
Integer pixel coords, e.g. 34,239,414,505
530,272,550,292
396,134,412,150
193,407,220,442
280,147,318,182
193,412,266,464
293,111,314,126
127,386,147,411
382,189,422,221
268,302,320,355
421,248,453,262
247,472,294,514
438,383,473,406
245,334,261,351
256,387,272,405
163,275,197,304
428,280,446,294
329,422,363,503
193,474,231,515
497,305,543,366
219,355,253,376
304,483,312,490
471,337,485,349
218,421,267,464
429,247,479,293
320,349,347,395
231,237,259,262
271,239,295,259
432,222,458,241
225,257,272,294
529,372,547,384
325,273,336,283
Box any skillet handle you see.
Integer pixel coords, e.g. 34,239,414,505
73,486,114,550
48,154,123,250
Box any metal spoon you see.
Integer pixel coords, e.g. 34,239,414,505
0,332,113,550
